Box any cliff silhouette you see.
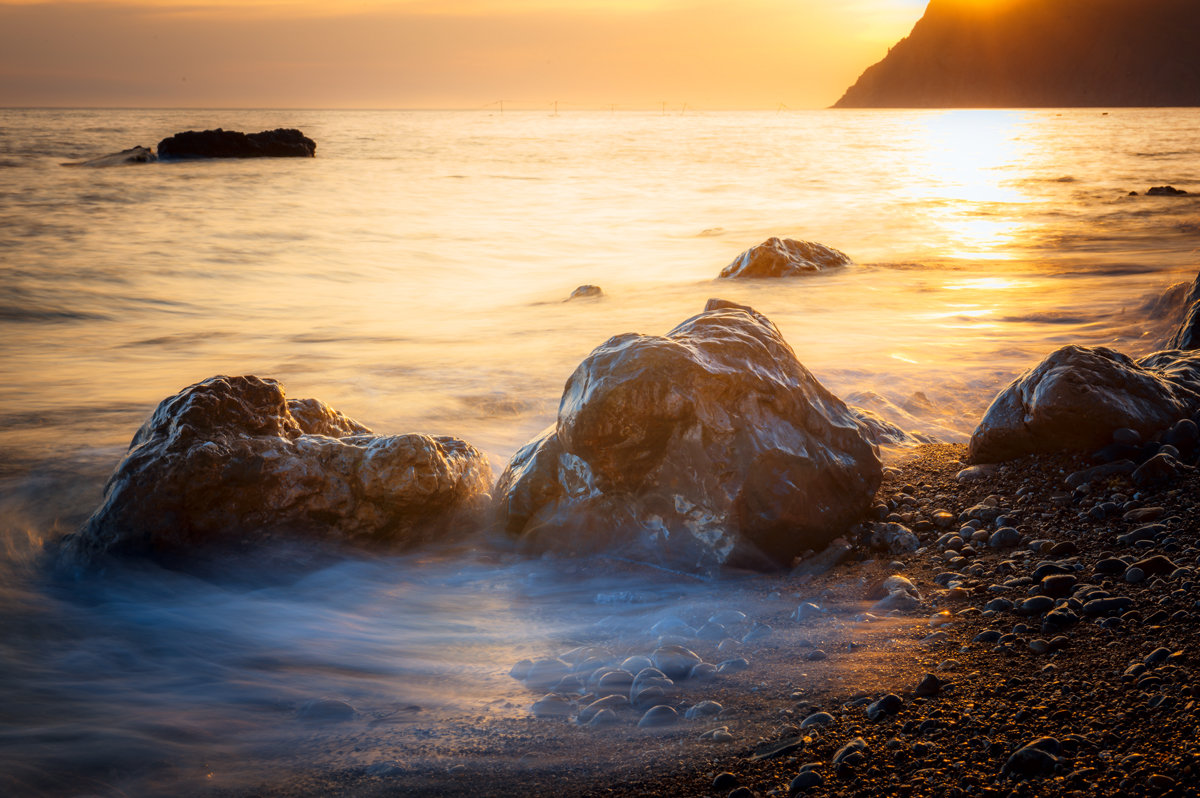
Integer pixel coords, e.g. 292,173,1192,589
835,0,1200,108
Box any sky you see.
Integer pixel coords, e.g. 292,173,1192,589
0,0,931,109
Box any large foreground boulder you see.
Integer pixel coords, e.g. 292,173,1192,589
718,237,850,279
60,376,492,565
495,300,882,573
157,128,316,159
968,346,1200,463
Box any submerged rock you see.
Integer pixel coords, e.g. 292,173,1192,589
157,128,316,159
494,299,882,572
968,345,1200,463
61,146,156,167
60,375,492,566
567,285,603,301
1146,185,1189,196
718,237,850,279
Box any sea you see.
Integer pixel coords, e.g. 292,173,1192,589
1,107,1197,795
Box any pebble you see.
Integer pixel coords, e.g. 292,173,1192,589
1125,567,1146,584
530,694,573,719
800,711,835,729
684,700,724,719
524,658,570,690
789,769,823,792
651,645,702,679
989,527,1022,549
712,772,739,791
718,657,751,673
298,698,356,723
637,704,678,728
805,649,828,661
709,610,747,625
588,708,619,726
832,737,868,772
914,673,944,697
619,655,654,673
577,694,627,723
866,693,903,720
1001,737,1061,778
689,662,718,681
1015,595,1056,616
741,622,773,643
699,725,735,743
793,602,823,621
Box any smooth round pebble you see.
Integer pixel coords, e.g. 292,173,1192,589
637,705,678,728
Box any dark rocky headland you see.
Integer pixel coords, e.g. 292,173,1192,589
835,0,1200,108
58,264,1200,797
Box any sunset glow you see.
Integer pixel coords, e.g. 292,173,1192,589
0,0,929,108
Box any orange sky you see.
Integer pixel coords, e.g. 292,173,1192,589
0,1,930,109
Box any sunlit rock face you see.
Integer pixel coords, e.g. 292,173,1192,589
157,128,316,159
968,346,1200,463
718,237,850,279
61,376,492,565
495,300,882,573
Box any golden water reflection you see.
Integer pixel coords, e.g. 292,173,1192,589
908,110,1034,260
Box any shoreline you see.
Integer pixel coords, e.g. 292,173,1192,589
214,443,1199,798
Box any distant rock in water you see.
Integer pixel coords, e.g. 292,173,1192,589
60,376,492,568
968,345,1200,463
718,237,850,279
1147,186,1190,196
157,128,316,159
567,285,603,301
835,0,1200,108
494,299,882,573
61,146,156,167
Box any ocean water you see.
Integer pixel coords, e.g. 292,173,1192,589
1,108,1198,795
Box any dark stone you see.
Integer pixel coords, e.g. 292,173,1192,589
59,376,492,567
1130,554,1177,576
713,773,739,791
718,237,850,279
1133,452,1192,487
1015,596,1056,617
832,737,868,773
866,693,904,721
1065,460,1136,488
914,673,945,697
157,128,316,159
1002,737,1061,779
1082,596,1134,617
495,300,882,573
1041,574,1076,598
969,345,1200,463
789,770,823,793
1147,186,1190,196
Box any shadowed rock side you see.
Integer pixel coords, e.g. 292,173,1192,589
60,376,492,567
157,128,316,159
835,0,1200,108
718,238,850,279
968,346,1200,463
495,299,883,573
1165,272,1200,350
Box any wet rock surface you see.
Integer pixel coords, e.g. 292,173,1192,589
156,128,316,159
718,237,851,279
60,375,492,565
968,344,1200,463
495,299,882,572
